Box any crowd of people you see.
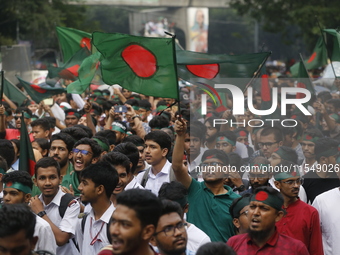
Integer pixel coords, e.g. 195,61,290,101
0,74,339,255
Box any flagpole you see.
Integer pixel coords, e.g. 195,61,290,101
315,16,337,80
165,31,181,116
0,70,4,105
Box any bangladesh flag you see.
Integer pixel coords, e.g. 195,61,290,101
290,36,328,77
47,47,91,80
2,78,30,106
176,50,271,92
296,54,316,108
92,32,179,99
67,51,102,94
16,76,66,103
324,29,340,61
56,26,91,62
19,114,35,176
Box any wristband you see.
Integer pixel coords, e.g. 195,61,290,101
37,211,47,218
132,115,141,120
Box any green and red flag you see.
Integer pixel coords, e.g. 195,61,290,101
290,36,328,77
56,26,91,62
47,47,91,80
67,51,102,94
16,76,66,103
19,114,35,176
3,78,29,106
323,29,340,61
176,50,271,92
92,32,179,99
296,54,316,108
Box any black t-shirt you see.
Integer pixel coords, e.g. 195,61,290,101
302,170,340,203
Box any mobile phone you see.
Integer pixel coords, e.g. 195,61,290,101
114,105,127,113
42,98,53,106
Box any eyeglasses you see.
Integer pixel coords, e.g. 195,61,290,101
240,210,248,217
281,178,304,186
72,148,93,156
258,142,278,148
199,162,223,167
154,222,187,236
249,174,268,181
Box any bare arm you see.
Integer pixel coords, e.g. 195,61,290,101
125,104,146,139
83,101,96,136
3,94,17,110
113,87,127,104
173,117,192,189
104,107,115,130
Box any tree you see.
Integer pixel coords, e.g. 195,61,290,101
230,0,340,51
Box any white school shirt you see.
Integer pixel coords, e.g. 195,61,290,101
39,189,80,255
125,176,144,190
186,223,211,252
312,187,340,255
34,214,57,254
136,160,172,195
76,203,115,255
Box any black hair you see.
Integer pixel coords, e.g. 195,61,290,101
196,242,236,255
317,91,332,103
0,155,8,172
275,146,298,164
3,171,33,190
149,116,169,130
33,138,50,156
0,204,36,239
326,98,340,109
31,118,50,131
158,181,188,206
66,93,73,104
260,126,283,142
80,161,119,198
102,100,116,113
228,152,242,170
92,136,110,152
229,193,252,219
74,138,103,159
122,135,145,147
113,142,139,174
139,99,152,110
0,139,15,167
101,152,131,174
91,103,103,115
15,107,32,117
35,157,61,177
304,128,324,139
125,99,139,107
96,130,116,146
204,116,221,132
61,126,90,140
10,139,20,155
74,124,93,138
44,116,56,129
315,137,339,161
159,199,183,219
51,132,75,153
144,131,172,156
116,189,162,228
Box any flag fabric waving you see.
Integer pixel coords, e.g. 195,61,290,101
67,51,102,94
47,47,91,80
323,29,340,62
3,78,30,106
176,50,271,92
92,32,179,99
56,26,92,62
19,114,36,176
16,76,66,103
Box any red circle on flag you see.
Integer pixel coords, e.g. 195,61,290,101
186,64,219,79
80,37,91,51
255,191,268,201
307,52,316,63
122,44,157,78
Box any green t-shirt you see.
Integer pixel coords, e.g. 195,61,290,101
186,178,240,242
61,168,80,197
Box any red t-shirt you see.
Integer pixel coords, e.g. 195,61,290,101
5,129,34,142
227,230,309,255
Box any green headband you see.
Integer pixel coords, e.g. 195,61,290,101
273,148,291,161
4,181,32,194
23,112,31,119
139,106,151,111
92,138,109,152
316,147,338,158
330,113,340,123
232,196,251,218
251,190,283,211
157,105,168,112
111,122,127,133
132,106,140,111
216,136,236,146
302,134,320,144
0,168,5,174
174,196,188,208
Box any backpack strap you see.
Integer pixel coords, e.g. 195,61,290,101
80,212,111,243
141,167,151,188
169,166,176,182
59,193,76,218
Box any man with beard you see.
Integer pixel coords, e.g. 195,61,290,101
241,157,271,195
61,138,102,197
150,200,195,255
204,117,220,149
76,161,119,255
274,166,323,255
172,118,240,242
98,189,162,255
300,129,323,175
227,187,309,254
